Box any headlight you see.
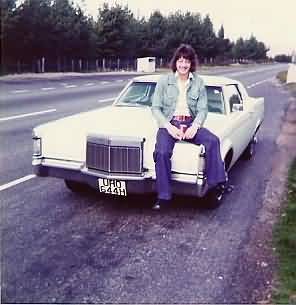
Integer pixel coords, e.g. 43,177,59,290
33,136,42,156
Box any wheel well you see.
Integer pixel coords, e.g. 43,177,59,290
255,123,261,134
224,149,233,171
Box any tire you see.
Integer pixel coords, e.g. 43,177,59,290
243,134,258,160
64,179,90,193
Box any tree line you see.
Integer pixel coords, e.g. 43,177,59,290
1,0,272,74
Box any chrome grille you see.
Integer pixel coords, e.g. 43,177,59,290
86,135,144,174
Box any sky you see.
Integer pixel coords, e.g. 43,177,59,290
74,0,295,57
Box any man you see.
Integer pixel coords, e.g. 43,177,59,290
151,44,227,210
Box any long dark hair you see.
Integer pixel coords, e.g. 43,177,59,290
170,44,199,72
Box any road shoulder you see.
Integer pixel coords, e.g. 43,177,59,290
229,78,296,302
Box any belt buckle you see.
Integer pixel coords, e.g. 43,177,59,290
179,124,188,133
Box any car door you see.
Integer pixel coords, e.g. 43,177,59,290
223,84,254,159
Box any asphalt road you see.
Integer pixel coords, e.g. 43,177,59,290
0,63,291,303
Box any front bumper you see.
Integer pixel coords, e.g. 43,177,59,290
33,158,208,197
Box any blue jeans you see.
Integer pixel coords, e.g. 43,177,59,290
153,119,226,200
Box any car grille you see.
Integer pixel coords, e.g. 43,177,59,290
86,135,144,174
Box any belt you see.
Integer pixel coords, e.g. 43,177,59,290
172,115,192,121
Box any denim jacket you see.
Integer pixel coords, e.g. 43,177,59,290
151,72,208,128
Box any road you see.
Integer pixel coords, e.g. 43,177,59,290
0,63,291,303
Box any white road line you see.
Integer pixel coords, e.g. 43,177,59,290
97,97,116,103
41,87,55,91
227,66,282,77
0,108,57,122
64,84,77,88
11,89,30,94
247,78,274,89
228,71,255,77
116,79,124,82
84,82,94,86
100,81,110,85
0,174,36,192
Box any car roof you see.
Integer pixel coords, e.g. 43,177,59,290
132,74,238,86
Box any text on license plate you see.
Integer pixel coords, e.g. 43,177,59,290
98,178,127,196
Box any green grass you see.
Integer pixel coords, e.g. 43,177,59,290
272,159,296,304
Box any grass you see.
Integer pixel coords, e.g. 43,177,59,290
272,70,296,303
272,158,296,304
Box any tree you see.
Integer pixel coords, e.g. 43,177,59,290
132,17,148,57
215,25,232,62
255,41,269,60
232,38,247,62
164,11,203,60
51,0,80,57
70,8,98,59
5,0,53,60
182,12,203,54
96,3,136,58
1,0,18,68
274,54,292,63
144,11,168,57
198,15,217,62
1,2,272,74
244,35,259,60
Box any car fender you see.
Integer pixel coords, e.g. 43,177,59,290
220,138,233,161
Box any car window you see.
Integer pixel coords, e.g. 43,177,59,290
116,82,156,106
206,86,224,114
224,85,242,112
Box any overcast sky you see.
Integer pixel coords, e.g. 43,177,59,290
74,0,295,57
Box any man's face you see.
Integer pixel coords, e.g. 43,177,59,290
176,56,191,76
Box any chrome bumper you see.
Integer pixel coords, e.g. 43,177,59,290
33,158,208,197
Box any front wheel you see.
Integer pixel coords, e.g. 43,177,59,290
243,134,258,160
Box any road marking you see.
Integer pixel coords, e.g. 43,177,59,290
41,87,55,91
84,82,94,86
0,174,36,192
11,89,30,94
97,97,116,103
100,81,110,85
247,78,274,89
116,79,124,82
228,69,257,76
226,65,282,77
0,108,57,122
64,84,77,88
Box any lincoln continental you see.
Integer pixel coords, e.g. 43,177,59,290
32,74,264,208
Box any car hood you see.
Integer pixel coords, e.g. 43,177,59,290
36,105,229,138
34,106,230,173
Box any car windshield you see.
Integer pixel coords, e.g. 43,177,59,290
115,82,156,106
115,81,224,114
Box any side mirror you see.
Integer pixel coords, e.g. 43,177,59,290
232,103,243,112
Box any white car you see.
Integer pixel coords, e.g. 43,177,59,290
32,74,264,207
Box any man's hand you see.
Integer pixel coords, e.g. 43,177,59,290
183,124,199,139
166,123,183,140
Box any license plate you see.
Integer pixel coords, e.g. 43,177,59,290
98,178,127,196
